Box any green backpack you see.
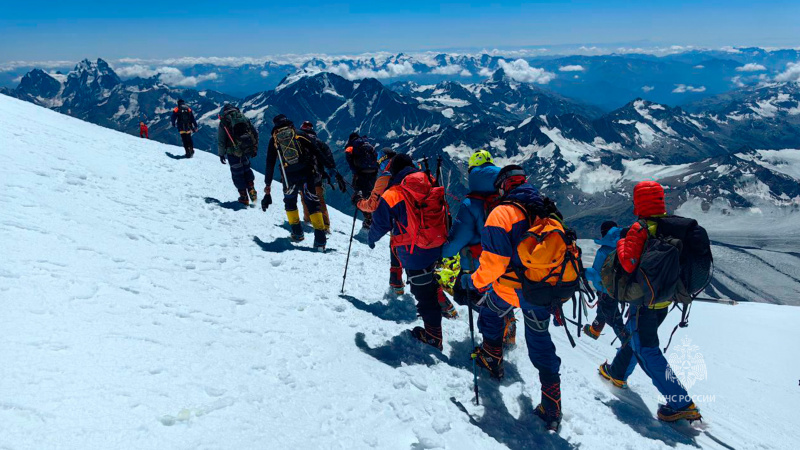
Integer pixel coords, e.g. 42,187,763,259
221,108,257,157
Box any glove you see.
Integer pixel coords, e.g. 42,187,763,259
261,194,272,211
335,172,347,193
461,274,488,293
351,192,363,205
220,155,227,164
367,240,376,249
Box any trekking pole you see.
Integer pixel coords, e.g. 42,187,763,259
462,251,480,406
341,208,360,293
274,147,291,194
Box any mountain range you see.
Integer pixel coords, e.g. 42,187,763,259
3,47,800,110
2,58,799,249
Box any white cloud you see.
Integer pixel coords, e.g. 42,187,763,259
478,67,494,77
321,60,416,80
115,65,218,87
672,84,706,93
260,70,269,77
431,64,465,75
430,64,471,77
719,46,742,53
736,63,767,72
694,65,705,69
774,62,800,82
496,59,555,84
386,61,416,76
158,68,218,87
642,86,655,92
12,75,23,84
559,65,585,72
731,75,745,87
114,64,159,79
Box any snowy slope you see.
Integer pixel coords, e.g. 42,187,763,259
1,94,799,449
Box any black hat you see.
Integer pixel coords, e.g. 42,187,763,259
348,132,360,142
273,114,292,127
301,121,314,131
177,98,185,105
381,147,397,157
390,154,414,176
494,164,527,191
600,220,618,237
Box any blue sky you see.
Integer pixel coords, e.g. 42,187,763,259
1,0,798,60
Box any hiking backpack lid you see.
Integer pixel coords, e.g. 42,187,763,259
351,138,379,173
221,109,257,156
653,215,714,300
273,126,306,170
392,171,448,252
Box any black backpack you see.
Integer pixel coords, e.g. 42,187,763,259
220,108,257,157
654,216,714,303
273,126,307,171
601,222,683,307
177,104,193,128
351,138,378,173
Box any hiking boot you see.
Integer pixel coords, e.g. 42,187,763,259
409,326,443,351
437,289,459,319
534,404,562,432
247,186,258,203
390,266,405,295
237,189,250,206
503,315,517,346
583,323,602,340
657,403,702,423
313,229,327,252
290,223,304,242
598,362,628,389
472,343,504,380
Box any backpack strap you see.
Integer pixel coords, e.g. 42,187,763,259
663,303,691,353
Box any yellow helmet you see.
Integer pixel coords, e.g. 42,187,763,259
468,149,494,170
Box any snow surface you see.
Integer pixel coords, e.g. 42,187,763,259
2,94,800,449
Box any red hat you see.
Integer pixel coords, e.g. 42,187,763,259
300,121,314,131
633,181,666,217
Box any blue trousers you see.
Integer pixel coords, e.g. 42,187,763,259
478,291,561,377
609,305,692,409
227,154,255,190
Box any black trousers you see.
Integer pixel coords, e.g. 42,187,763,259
180,133,194,155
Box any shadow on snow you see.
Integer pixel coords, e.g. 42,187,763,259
253,236,335,254
355,332,575,449
165,151,187,160
205,197,249,211
601,387,701,448
339,293,418,324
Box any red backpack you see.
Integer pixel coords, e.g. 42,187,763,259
391,172,448,253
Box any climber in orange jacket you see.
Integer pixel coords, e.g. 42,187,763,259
356,148,404,294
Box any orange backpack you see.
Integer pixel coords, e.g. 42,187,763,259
506,203,584,308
